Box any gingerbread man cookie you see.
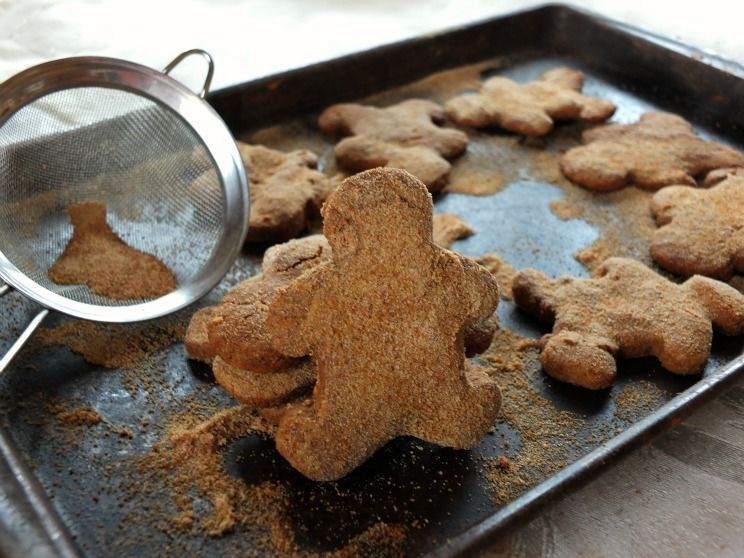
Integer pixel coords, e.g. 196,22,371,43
234,143,336,243
560,112,744,191
512,257,744,389
651,172,744,279
267,168,501,481
318,99,468,191
445,67,615,136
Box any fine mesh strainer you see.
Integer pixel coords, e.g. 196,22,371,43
0,49,249,374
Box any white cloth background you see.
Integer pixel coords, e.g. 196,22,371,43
0,1,742,91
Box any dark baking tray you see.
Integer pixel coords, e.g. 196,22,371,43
2,4,744,557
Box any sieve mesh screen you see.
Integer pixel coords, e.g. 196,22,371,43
0,86,226,307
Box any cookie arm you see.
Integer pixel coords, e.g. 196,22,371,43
511,268,557,323
458,255,500,321
684,275,744,335
266,266,327,357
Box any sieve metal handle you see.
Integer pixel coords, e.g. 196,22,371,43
0,286,50,376
163,49,215,99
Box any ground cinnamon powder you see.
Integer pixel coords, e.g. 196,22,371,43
33,319,186,369
131,406,407,556
48,201,177,300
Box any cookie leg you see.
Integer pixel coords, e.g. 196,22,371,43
654,326,711,375
684,276,744,335
275,402,384,482
409,365,501,448
540,331,617,390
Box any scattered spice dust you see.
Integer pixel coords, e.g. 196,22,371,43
127,405,407,557
32,319,186,369
614,380,669,422
528,147,658,274
479,328,584,504
56,405,102,427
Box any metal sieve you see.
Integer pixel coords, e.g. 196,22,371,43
0,49,249,374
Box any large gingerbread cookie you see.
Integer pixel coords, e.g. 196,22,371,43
318,99,468,191
267,168,501,481
560,112,744,191
446,67,615,136
235,143,336,243
651,172,744,279
512,257,744,389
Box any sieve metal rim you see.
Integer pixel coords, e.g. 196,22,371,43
0,54,249,323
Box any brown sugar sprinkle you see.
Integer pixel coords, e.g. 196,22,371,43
476,254,517,300
48,201,176,300
133,405,407,556
574,238,613,273
33,319,185,369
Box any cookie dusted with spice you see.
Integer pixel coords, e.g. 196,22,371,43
318,99,468,191
512,257,744,390
651,171,744,280
267,168,502,481
195,143,336,244
560,112,744,191
445,67,615,136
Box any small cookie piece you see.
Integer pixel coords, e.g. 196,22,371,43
512,257,744,389
237,143,336,243
560,112,744,191
267,168,501,481
49,201,176,299
432,213,474,249
318,99,468,191
651,173,744,279
446,67,615,136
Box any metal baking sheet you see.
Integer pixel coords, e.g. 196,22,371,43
2,4,744,557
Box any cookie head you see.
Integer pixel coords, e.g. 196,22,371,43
321,167,434,259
